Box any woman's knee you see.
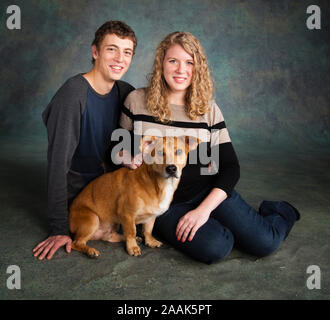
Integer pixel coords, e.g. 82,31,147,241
192,227,234,264
200,244,233,264
155,211,235,264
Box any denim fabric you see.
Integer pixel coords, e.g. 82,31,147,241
153,188,299,264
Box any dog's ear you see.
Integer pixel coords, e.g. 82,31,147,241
184,136,201,152
140,136,157,154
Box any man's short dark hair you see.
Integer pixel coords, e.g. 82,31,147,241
91,20,137,64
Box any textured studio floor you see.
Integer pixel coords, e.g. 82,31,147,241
0,135,329,300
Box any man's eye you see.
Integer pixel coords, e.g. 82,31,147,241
124,51,132,56
176,149,183,155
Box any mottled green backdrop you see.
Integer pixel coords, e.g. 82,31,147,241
0,0,329,151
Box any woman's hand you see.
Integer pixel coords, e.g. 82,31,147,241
33,235,72,260
176,209,211,242
176,188,228,242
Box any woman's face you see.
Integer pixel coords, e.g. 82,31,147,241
162,44,194,97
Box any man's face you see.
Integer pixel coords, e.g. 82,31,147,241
92,33,134,83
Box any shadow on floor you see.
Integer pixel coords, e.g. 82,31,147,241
0,158,48,232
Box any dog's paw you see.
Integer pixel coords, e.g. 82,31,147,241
87,248,100,258
145,238,163,248
127,245,142,256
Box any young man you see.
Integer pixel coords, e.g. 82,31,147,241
33,21,137,260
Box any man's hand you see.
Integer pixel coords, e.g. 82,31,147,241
33,235,72,260
176,209,210,243
128,153,143,169
115,150,142,170
123,151,143,170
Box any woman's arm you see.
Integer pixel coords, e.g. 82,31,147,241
175,141,239,242
175,102,240,242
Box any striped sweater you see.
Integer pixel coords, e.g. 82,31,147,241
119,88,240,204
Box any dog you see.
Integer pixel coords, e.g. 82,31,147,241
69,135,200,258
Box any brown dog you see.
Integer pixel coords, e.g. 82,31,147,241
69,135,200,258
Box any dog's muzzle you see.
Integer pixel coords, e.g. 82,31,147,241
166,165,178,178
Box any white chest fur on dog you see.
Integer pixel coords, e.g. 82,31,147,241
156,178,178,215
140,178,178,223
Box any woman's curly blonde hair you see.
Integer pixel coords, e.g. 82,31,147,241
146,32,214,123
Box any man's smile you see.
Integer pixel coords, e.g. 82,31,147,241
110,65,124,73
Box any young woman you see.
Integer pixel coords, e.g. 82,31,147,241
118,32,300,264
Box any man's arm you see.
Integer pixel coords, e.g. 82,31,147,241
33,76,86,259
43,78,84,236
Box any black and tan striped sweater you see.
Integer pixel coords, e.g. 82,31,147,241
119,88,240,204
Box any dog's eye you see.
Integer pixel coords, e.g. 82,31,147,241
176,149,183,155
157,150,164,156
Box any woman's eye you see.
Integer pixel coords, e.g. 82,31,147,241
176,149,183,155
157,150,164,156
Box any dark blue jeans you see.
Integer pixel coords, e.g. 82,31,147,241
153,188,298,264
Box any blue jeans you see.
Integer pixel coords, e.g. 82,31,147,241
153,188,299,264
